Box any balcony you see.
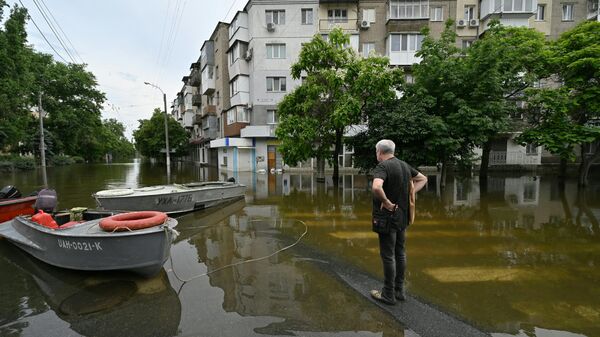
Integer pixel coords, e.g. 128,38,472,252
193,114,202,125
203,104,217,116
480,0,536,32
229,59,249,79
201,66,215,95
190,71,201,87
319,19,359,32
489,151,541,165
240,125,277,138
183,110,194,129
192,93,202,107
230,91,250,107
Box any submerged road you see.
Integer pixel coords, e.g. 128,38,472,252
291,241,490,337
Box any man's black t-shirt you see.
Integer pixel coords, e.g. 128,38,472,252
372,157,419,226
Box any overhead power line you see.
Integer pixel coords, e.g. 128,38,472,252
17,0,69,63
29,0,77,63
38,0,85,64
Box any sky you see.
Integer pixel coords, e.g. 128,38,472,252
10,0,248,139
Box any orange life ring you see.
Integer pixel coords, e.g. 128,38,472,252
99,211,168,232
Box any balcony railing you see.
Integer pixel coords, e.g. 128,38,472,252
203,104,216,116
190,72,201,87
319,19,359,32
490,151,541,165
192,94,202,107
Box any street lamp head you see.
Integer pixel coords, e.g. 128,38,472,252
144,81,150,85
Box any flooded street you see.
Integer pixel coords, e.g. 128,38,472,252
1,161,599,337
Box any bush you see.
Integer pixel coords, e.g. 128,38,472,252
71,156,85,163
12,156,35,170
0,161,13,172
51,155,75,166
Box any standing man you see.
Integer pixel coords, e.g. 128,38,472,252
370,139,427,305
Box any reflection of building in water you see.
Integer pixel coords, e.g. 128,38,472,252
443,176,600,232
191,205,403,335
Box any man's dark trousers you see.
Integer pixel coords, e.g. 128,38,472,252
378,228,406,300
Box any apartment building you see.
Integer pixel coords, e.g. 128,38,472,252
179,0,595,171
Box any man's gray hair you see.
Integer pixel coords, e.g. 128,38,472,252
376,139,395,154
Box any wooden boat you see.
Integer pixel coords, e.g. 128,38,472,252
0,210,178,276
93,181,246,214
0,196,37,222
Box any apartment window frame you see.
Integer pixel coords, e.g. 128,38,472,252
267,110,279,124
227,109,235,125
328,9,348,22
266,77,286,92
535,4,546,20
464,5,475,20
431,6,443,21
390,33,424,52
363,8,376,23
562,3,574,21
389,0,430,20
266,43,286,59
503,0,535,12
362,42,376,57
266,10,286,25
462,40,474,49
301,8,313,25
236,107,250,123
526,143,538,155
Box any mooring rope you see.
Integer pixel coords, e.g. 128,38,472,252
168,219,308,285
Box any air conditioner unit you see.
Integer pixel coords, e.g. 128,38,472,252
360,20,370,29
457,19,466,27
469,19,479,27
266,22,276,32
244,48,253,61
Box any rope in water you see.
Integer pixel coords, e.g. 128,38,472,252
168,218,308,284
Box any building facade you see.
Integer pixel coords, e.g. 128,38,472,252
172,0,596,171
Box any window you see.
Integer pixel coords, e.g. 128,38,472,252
431,7,443,21
267,110,278,124
216,65,219,79
464,5,475,20
229,18,239,36
266,10,285,25
502,0,535,12
405,74,414,84
536,4,545,20
229,42,248,65
230,80,238,97
363,8,376,22
389,0,429,19
462,40,474,49
207,95,214,105
301,8,313,24
526,143,538,155
236,107,249,123
207,65,214,79
266,44,286,59
328,9,348,22
227,109,235,125
390,34,424,52
362,43,375,57
266,77,286,92
562,4,573,20
222,148,228,166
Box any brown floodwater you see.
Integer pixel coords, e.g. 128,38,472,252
1,161,599,337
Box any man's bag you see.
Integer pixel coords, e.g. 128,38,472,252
372,208,401,234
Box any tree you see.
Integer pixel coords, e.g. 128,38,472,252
519,21,600,186
133,109,189,159
100,118,135,160
277,28,402,182
0,1,34,151
465,21,549,177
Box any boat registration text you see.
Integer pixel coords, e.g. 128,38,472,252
57,239,102,251
156,194,193,205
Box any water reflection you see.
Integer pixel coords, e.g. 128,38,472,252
0,244,181,337
173,206,408,336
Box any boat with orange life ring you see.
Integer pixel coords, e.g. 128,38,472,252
99,211,168,232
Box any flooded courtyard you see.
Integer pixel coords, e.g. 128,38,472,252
1,161,599,337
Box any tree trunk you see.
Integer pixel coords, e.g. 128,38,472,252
316,157,325,183
440,160,448,189
479,139,491,179
558,180,573,225
559,158,567,179
578,144,600,187
332,128,342,187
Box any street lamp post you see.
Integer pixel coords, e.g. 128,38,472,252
144,82,171,184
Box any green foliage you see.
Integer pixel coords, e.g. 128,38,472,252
277,28,403,173
12,156,35,170
50,154,75,166
71,156,85,163
518,21,600,165
133,109,189,159
100,118,135,160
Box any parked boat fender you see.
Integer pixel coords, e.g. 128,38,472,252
32,210,58,229
99,211,168,232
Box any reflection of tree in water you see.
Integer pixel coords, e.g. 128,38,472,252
190,216,405,336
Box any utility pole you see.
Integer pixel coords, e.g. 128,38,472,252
144,82,171,184
38,92,48,188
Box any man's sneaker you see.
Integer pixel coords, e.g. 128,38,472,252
370,289,396,305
